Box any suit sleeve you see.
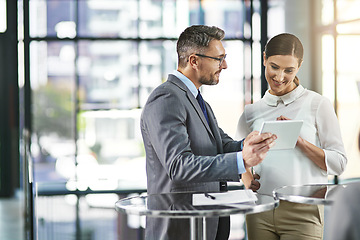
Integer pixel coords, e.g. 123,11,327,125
141,88,240,184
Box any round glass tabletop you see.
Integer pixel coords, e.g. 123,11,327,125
273,183,348,205
115,191,279,218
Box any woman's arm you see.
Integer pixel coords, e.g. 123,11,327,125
277,115,327,171
242,168,261,192
315,98,347,175
241,168,253,189
296,137,326,170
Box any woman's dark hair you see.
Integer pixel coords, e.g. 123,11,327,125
264,33,303,64
177,25,225,68
264,33,303,85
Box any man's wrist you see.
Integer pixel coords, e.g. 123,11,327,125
236,151,246,174
240,138,245,151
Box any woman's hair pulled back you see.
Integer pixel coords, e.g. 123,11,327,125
264,33,303,85
264,33,303,66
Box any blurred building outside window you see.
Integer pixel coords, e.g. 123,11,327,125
320,0,360,181
27,0,263,193
27,0,360,192
20,1,360,239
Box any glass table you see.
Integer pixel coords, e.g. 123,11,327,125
115,191,279,240
273,183,349,205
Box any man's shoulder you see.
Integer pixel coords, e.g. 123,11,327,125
144,79,187,109
149,75,187,97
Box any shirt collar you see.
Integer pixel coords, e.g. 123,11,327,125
264,85,305,107
172,70,198,98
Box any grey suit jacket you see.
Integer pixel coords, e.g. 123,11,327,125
326,182,360,240
140,74,242,240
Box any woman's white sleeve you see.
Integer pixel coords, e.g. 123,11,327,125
316,97,347,175
235,109,251,140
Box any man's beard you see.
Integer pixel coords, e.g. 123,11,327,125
199,73,219,86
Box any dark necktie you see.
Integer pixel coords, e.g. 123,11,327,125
196,90,210,125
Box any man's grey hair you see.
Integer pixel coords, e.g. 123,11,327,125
177,25,225,68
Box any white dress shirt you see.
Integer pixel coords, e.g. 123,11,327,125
236,85,347,195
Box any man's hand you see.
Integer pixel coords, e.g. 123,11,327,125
242,131,277,169
249,173,261,192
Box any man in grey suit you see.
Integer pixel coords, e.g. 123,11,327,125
140,25,277,240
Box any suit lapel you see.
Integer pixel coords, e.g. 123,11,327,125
186,91,214,138
206,105,224,153
168,75,215,138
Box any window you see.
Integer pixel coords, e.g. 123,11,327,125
23,0,265,191
319,0,360,181
20,1,266,239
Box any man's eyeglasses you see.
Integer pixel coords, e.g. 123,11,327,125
195,54,227,67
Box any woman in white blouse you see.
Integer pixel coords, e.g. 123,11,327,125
236,33,347,240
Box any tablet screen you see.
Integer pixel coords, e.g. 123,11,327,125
259,120,303,150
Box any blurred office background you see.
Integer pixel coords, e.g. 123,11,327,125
0,0,359,239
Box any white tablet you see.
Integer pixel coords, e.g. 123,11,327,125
259,120,303,150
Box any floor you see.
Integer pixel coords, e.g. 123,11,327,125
0,195,24,240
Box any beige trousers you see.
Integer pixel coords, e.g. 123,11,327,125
246,200,324,240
